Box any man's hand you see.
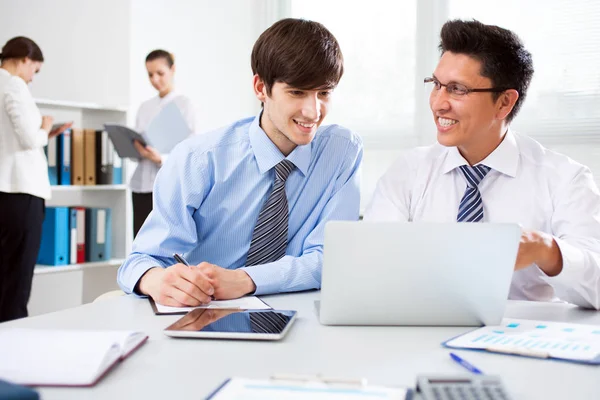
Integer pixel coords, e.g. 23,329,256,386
515,228,563,276
134,140,162,165
137,264,215,307
196,262,257,300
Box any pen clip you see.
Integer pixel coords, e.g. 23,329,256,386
486,346,550,359
270,373,367,387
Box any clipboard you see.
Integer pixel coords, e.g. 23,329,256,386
442,318,600,365
103,124,147,159
148,296,272,315
206,374,412,399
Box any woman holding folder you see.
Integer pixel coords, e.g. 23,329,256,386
0,37,71,322
131,49,196,237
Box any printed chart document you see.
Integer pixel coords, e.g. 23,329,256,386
0,328,148,386
207,377,410,399
150,296,271,315
444,318,600,364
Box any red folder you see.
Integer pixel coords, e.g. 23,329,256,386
74,207,86,263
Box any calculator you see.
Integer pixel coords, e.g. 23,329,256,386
415,375,514,400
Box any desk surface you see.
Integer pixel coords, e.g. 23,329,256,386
4,291,600,399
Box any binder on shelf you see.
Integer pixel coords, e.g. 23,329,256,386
112,145,123,185
58,129,71,185
84,129,96,185
46,136,58,185
73,207,86,263
37,207,69,266
71,128,85,185
95,130,114,185
69,208,77,264
86,208,112,262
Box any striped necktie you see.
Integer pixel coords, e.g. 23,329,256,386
457,164,491,222
245,159,295,266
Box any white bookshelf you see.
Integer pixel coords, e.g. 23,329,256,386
28,101,132,317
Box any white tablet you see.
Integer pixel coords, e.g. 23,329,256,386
164,308,297,341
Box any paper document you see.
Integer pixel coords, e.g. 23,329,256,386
208,377,409,400
444,318,600,363
151,296,271,314
144,101,191,154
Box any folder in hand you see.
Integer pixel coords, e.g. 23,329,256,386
104,124,147,159
0,328,148,387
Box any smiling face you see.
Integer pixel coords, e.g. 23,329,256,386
430,51,511,163
146,58,174,97
254,76,332,156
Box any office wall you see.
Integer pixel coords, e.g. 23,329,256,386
129,0,270,133
0,0,131,107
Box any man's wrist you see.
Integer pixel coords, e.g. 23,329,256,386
136,267,160,295
536,233,563,276
237,269,257,295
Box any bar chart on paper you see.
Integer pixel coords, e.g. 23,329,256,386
444,319,600,363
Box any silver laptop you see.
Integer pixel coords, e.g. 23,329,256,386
319,222,520,326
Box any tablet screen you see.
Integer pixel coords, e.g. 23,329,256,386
164,309,297,336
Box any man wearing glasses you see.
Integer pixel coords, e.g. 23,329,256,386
364,19,600,309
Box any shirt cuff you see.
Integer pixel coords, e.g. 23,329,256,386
240,263,281,296
542,237,585,285
118,257,161,296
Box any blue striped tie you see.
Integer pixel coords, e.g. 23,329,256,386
457,164,491,222
246,160,295,266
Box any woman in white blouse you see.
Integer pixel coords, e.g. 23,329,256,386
0,37,70,322
131,49,196,237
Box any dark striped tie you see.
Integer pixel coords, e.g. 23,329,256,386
457,164,491,222
245,159,295,266
250,311,291,333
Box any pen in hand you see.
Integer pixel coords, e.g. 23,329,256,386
449,352,483,375
173,253,215,301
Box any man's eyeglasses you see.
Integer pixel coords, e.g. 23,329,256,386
424,77,509,97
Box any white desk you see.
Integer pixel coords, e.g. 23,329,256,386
3,291,600,399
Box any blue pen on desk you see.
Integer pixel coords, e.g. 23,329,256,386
449,352,483,375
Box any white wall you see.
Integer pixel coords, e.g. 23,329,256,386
0,0,131,107
129,0,270,133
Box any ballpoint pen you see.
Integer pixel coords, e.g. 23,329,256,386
173,253,215,300
449,352,483,375
173,253,190,266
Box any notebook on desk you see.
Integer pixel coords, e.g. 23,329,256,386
443,318,600,364
0,328,148,387
149,296,271,315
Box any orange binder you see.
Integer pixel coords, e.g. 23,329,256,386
71,128,85,185
84,129,96,185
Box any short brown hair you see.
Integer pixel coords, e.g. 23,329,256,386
0,36,44,63
251,18,344,96
145,49,174,68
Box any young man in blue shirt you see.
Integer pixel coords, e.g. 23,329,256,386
118,18,363,306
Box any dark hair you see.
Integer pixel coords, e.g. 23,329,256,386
251,18,344,96
145,49,174,68
0,36,44,63
439,19,534,123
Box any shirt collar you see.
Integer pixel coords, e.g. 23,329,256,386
248,112,311,176
441,128,519,178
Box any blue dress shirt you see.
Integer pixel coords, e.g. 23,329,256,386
117,113,363,295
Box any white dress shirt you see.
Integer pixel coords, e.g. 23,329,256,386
0,68,50,200
129,92,196,193
365,130,600,309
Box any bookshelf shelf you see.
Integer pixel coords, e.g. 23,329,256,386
34,259,125,275
51,184,127,192
35,98,128,113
